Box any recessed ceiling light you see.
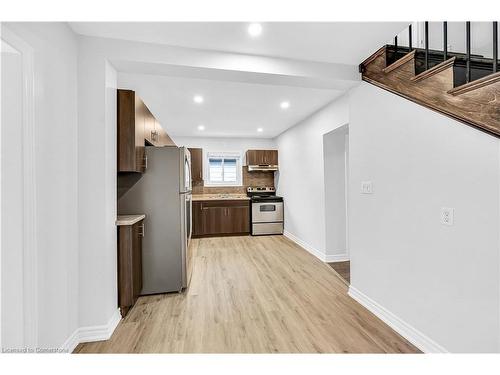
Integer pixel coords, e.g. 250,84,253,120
197,125,205,131
280,101,290,109
193,95,204,104
248,23,263,37
257,127,263,132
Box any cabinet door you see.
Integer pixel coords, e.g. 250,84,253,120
192,201,203,236
226,205,250,233
246,150,263,165
132,220,143,300
264,150,278,165
118,89,145,172
118,225,134,316
134,96,146,172
202,206,226,235
189,148,203,183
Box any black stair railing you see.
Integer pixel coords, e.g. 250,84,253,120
494,21,498,73
466,21,471,83
443,22,448,61
424,21,429,70
385,21,498,81
409,24,413,51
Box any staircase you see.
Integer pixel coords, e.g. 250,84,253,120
359,22,500,137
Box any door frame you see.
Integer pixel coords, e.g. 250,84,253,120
1,25,38,349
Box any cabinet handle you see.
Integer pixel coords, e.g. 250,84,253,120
139,224,145,237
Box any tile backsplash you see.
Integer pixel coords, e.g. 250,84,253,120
192,167,275,194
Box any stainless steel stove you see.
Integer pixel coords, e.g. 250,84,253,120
247,187,284,235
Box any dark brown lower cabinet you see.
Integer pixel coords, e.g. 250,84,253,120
117,220,144,317
192,200,250,237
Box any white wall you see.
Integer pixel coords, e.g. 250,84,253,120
173,136,276,166
323,126,349,260
1,23,79,349
275,96,349,261
348,82,500,353
1,38,24,348
77,38,119,330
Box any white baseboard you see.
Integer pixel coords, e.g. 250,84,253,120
348,286,448,353
61,308,121,353
283,230,326,262
324,253,349,262
284,230,349,263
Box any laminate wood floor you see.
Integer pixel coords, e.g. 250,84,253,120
328,261,350,284
74,235,419,353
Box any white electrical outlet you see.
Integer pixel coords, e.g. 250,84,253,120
441,207,454,226
361,181,373,194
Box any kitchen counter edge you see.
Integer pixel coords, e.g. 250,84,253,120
116,214,146,226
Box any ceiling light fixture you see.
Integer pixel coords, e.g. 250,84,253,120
248,23,263,37
257,127,263,132
280,101,290,109
197,125,205,131
193,95,204,104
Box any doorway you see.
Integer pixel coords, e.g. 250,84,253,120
1,27,37,350
323,125,349,284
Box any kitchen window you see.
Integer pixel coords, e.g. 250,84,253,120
205,152,242,186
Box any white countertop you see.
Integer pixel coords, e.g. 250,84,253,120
116,214,146,226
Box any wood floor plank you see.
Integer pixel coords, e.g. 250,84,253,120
75,235,420,353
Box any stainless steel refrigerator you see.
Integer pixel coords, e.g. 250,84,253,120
118,146,192,294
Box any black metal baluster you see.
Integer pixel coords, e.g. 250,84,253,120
466,21,471,83
494,21,498,73
443,21,448,61
409,24,413,51
425,21,429,70
394,35,398,60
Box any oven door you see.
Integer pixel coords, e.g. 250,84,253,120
252,202,284,223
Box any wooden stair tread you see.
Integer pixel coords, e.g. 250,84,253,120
360,45,386,72
360,45,500,137
382,50,416,74
411,57,456,82
447,71,500,96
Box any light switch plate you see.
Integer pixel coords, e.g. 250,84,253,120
361,181,373,194
441,207,454,226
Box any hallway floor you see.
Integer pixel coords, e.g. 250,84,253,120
328,261,350,284
75,236,418,353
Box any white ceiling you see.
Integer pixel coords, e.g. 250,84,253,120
69,22,408,65
70,22,409,138
118,72,342,138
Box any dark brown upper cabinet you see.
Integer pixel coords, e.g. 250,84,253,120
188,148,203,183
246,150,278,166
118,89,176,173
117,89,146,172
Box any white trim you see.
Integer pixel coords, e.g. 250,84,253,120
284,230,327,262
1,25,38,350
61,309,122,353
204,150,243,187
284,230,349,263
348,285,448,353
325,253,350,262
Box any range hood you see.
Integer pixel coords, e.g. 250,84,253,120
247,164,279,172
